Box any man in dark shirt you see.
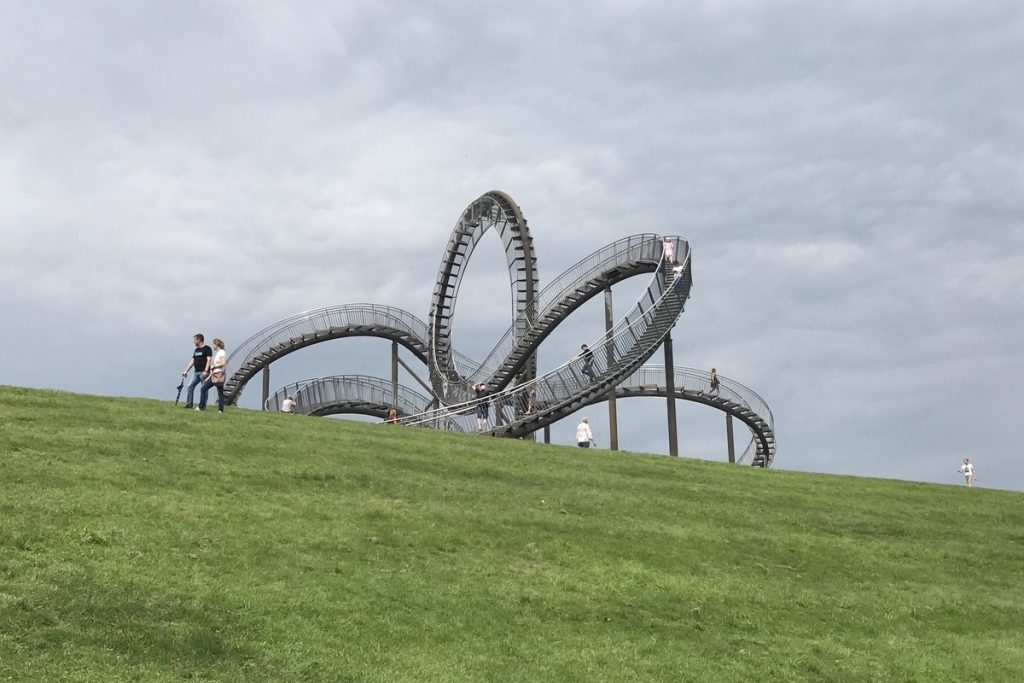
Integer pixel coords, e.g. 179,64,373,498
578,344,596,382
181,333,213,409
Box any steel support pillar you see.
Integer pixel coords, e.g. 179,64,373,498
261,366,270,410
543,424,551,444
391,341,399,405
604,286,619,451
726,414,736,464
663,332,679,457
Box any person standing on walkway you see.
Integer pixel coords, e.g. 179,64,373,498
959,458,976,487
578,344,596,382
198,338,228,412
662,237,674,265
710,368,720,395
576,417,596,448
181,334,212,409
473,382,491,432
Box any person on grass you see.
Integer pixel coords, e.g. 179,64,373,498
281,395,297,413
180,334,212,409
959,458,976,487
198,338,227,413
576,417,596,448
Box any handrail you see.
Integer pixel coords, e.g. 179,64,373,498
221,191,776,465
461,233,664,386
595,365,776,465
265,375,432,416
398,237,690,435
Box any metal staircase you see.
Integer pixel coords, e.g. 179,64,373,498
400,237,694,438
264,375,436,422
224,190,777,466
585,365,777,467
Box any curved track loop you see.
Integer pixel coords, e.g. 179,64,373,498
265,375,438,423
226,232,676,406
429,191,538,391
455,233,675,397
226,304,433,405
224,191,776,466
580,366,776,467
270,366,775,466
399,238,694,438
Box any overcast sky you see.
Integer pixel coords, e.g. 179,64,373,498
2,1,1022,490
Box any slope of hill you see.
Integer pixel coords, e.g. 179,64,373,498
1,386,1021,682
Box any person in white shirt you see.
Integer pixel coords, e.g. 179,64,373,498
281,395,297,413
198,338,228,412
958,458,976,487
576,417,596,448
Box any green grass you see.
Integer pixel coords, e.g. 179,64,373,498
0,385,1022,682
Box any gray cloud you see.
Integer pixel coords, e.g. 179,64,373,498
2,1,1022,489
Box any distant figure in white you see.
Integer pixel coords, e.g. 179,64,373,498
662,237,674,264
959,458,976,487
281,395,296,413
576,417,596,449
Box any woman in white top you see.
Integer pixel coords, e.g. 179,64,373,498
662,238,674,264
199,338,228,412
959,458,976,487
576,417,596,448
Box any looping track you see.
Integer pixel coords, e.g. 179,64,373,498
226,192,777,466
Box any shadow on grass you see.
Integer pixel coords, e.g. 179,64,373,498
2,570,284,680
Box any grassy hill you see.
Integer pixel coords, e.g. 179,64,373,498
0,385,1021,682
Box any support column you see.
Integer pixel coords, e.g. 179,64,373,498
391,341,399,404
604,286,619,451
543,424,551,444
726,414,736,464
261,366,270,410
663,332,679,457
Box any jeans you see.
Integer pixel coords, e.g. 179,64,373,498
199,379,225,412
185,371,204,407
581,362,596,382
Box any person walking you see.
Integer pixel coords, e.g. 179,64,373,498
662,237,674,265
198,338,228,413
959,458,976,487
385,407,398,424
473,382,491,432
709,368,720,395
576,417,596,448
281,395,297,413
578,344,596,382
180,334,212,409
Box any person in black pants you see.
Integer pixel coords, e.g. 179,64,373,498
181,334,212,408
473,382,491,432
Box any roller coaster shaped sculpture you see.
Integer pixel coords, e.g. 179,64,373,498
225,191,776,466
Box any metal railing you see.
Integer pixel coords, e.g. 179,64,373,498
265,375,433,417
611,365,775,465
399,236,691,434
457,234,668,386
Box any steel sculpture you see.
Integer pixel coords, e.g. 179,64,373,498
226,191,777,466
